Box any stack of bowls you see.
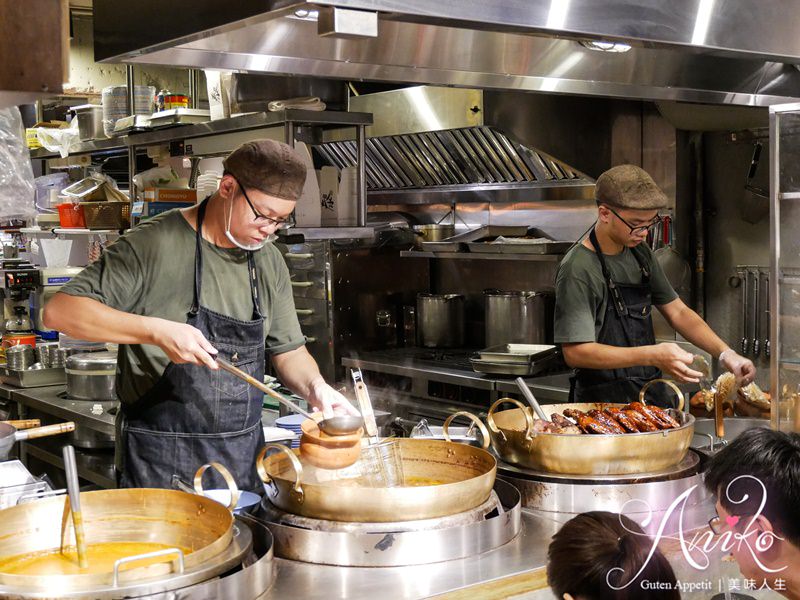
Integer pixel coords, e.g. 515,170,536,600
6,345,35,371
274,414,306,449
35,342,59,368
101,85,155,137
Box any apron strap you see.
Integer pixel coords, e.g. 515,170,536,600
191,197,263,319
588,229,651,318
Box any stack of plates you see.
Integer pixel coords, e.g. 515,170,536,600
274,414,306,449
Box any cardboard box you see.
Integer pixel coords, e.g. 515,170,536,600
143,188,197,203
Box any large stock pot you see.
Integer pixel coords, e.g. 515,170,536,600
0,487,250,598
452,379,695,476
257,435,497,522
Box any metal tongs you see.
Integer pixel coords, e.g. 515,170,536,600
692,355,725,441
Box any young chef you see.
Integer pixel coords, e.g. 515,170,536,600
554,165,755,407
44,139,358,490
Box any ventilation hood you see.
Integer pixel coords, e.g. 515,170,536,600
95,0,800,107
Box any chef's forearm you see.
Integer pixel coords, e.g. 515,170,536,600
42,292,159,346
660,302,728,357
562,342,657,370
270,345,323,399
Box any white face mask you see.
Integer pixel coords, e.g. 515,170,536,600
224,197,276,251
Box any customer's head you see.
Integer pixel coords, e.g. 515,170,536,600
547,511,679,600
704,427,800,587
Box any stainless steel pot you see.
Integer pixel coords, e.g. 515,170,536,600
412,224,455,246
416,294,465,348
66,351,117,401
484,290,554,347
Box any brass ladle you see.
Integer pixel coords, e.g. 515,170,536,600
215,358,363,436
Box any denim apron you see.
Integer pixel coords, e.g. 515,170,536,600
570,230,674,408
119,199,266,490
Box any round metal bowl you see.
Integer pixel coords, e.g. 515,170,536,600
0,488,245,597
258,438,497,522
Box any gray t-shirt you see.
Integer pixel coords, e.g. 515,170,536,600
61,209,305,405
554,242,678,344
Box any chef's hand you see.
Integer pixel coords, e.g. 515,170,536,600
307,378,360,419
650,343,703,383
149,318,218,369
719,348,756,386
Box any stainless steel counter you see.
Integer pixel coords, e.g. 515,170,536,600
3,383,117,488
342,349,572,403
263,509,559,599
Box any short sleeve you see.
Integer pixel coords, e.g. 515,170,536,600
554,264,602,344
264,253,306,355
59,238,144,313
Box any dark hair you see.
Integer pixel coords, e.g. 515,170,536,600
704,427,800,547
547,511,679,600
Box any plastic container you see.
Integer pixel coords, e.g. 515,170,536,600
57,203,86,228
80,201,131,230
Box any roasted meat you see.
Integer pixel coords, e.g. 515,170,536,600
602,407,639,433
587,409,626,434
621,409,659,432
562,409,618,435
638,403,680,429
626,402,677,430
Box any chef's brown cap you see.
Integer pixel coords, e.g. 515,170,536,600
595,164,668,210
223,139,306,201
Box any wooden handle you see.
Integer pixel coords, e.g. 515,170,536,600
16,422,75,441
714,390,725,439
1,419,40,430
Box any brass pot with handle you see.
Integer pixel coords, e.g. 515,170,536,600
257,422,496,522
464,379,695,475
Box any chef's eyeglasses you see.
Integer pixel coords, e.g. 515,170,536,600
604,205,662,236
237,181,295,230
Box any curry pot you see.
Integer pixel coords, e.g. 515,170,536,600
258,436,496,522
458,379,695,475
0,488,241,595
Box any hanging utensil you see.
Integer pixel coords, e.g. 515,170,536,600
215,358,363,436
0,419,40,429
740,270,749,356
654,216,692,302
62,445,88,569
764,272,771,358
514,377,549,421
752,269,761,358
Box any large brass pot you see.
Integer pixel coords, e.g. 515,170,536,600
0,488,236,594
464,379,695,475
258,436,497,522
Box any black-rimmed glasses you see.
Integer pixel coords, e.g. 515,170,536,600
605,205,662,236
237,180,295,230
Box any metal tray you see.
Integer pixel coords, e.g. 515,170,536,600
467,239,573,254
149,108,211,128
421,225,529,252
470,347,561,376
0,366,66,387
477,343,556,364
112,114,152,136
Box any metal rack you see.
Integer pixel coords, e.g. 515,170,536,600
30,106,374,225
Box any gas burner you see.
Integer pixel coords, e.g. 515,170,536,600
254,479,521,567
499,450,713,535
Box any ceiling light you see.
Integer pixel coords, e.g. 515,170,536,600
579,40,632,53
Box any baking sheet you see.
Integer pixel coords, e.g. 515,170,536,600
470,348,561,376
0,366,66,387
467,239,573,255
477,344,556,364
421,225,529,253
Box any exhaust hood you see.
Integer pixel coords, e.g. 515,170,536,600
312,86,595,204
94,0,800,107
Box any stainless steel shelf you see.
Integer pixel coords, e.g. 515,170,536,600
29,110,373,159
22,443,115,489
400,250,561,261
29,137,128,159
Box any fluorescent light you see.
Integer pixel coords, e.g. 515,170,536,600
579,40,632,53
546,0,571,30
691,0,716,45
